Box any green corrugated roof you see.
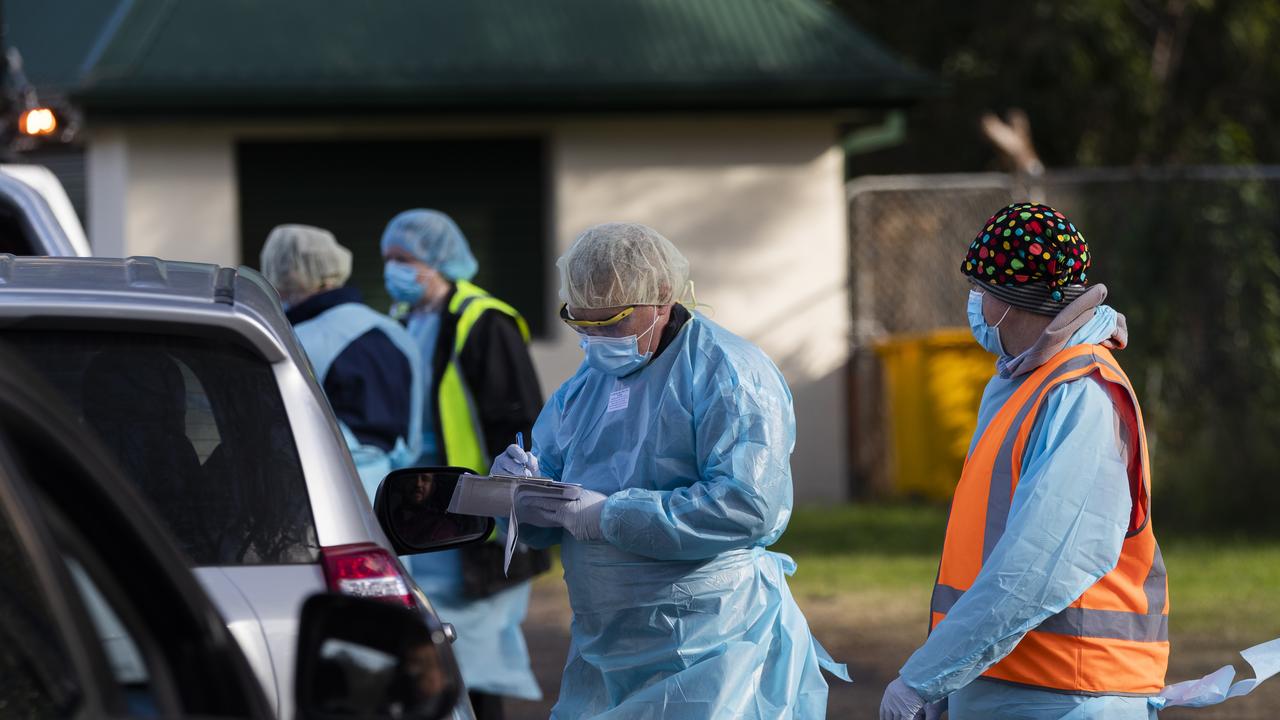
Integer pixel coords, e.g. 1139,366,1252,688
6,0,123,92
71,0,934,113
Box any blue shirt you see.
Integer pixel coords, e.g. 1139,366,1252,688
406,308,442,464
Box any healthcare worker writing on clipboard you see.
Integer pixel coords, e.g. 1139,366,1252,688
491,222,848,719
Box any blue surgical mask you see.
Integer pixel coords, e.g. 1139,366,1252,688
579,311,660,377
968,289,1011,357
385,261,426,305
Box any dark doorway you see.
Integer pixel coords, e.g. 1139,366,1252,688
238,138,548,335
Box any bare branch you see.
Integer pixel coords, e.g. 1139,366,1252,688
981,109,1044,176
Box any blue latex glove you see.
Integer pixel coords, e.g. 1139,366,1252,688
516,489,608,541
492,444,538,477
881,677,926,720
924,699,946,719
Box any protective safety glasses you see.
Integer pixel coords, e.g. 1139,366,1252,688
560,304,635,329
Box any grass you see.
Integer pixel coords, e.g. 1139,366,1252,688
777,504,1280,644
1159,541,1280,641
537,503,1280,645
774,504,945,598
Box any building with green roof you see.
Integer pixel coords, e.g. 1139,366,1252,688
10,0,932,502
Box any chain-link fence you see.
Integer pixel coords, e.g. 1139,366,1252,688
847,167,1280,531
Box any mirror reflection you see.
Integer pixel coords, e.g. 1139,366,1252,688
381,470,491,553
302,596,456,720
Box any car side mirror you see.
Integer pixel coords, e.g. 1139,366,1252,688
295,593,461,720
374,467,494,556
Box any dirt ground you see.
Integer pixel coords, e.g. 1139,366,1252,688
506,577,1278,719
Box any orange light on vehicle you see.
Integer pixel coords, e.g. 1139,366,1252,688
19,108,57,136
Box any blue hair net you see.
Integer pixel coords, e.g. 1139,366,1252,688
379,209,479,281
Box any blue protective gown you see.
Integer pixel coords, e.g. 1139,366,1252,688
521,313,847,719
291,294,423,495
899,305,1156,720
402,306,541,701
405,309,443,465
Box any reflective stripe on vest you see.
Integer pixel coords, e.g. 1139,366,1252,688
437,280,530,474
931,344,1169,695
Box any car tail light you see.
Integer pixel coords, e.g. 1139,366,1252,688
320,543,415,608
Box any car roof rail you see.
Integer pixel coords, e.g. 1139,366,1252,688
124,256,169,289
214,266,237,305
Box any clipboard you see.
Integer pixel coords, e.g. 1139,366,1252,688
446,473,582,517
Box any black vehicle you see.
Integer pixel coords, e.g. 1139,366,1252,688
0,346,493,719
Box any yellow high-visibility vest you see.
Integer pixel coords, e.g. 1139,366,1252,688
437,280,531,474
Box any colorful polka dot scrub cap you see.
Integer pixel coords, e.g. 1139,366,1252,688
961,201,1090,316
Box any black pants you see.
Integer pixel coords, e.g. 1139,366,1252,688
469,691,504,720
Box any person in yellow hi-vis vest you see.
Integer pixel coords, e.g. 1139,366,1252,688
881,202,1166,720
380,208,545,720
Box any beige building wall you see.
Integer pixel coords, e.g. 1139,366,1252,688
545,118,850,503
86,128,238,266
84,116,851,502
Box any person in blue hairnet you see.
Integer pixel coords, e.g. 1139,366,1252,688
380,209,545,719
492,222,849,719
260,224,422,495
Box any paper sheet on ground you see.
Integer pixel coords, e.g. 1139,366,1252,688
446,473,581,517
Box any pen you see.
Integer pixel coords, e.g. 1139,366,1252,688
515,431,530,477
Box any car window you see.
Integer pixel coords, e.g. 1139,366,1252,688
0,494,80,717
5,330,321,566
0,199,35,255
59,548,163,717
65,557,149,685
178,361,221,463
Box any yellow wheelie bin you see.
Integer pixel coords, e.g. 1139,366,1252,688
874,328,994,501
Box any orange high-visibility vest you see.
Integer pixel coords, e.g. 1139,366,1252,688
931,344,1169,695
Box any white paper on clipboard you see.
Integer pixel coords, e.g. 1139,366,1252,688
447,473,583,517
504,502,520,576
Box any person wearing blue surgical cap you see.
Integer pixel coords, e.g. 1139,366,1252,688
260,224,422,495
492,222,848,719
380,208,545,719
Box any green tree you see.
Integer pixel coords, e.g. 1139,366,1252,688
835,0,1280,171
836,1,1280,532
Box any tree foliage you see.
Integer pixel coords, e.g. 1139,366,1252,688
836,1,1280,531
835,0,1280,171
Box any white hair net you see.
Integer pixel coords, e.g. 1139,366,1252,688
379,209,479,281
558,223,691,309
260,224,352,302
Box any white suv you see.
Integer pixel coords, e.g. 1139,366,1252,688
0,255,477,719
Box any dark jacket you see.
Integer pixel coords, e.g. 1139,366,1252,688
287,287,414,453
430,283,543,462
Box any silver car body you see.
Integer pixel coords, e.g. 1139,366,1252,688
0,256,465,719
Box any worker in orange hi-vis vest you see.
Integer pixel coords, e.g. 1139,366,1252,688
880,202,1167,720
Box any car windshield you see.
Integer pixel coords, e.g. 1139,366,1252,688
4,329,320,566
